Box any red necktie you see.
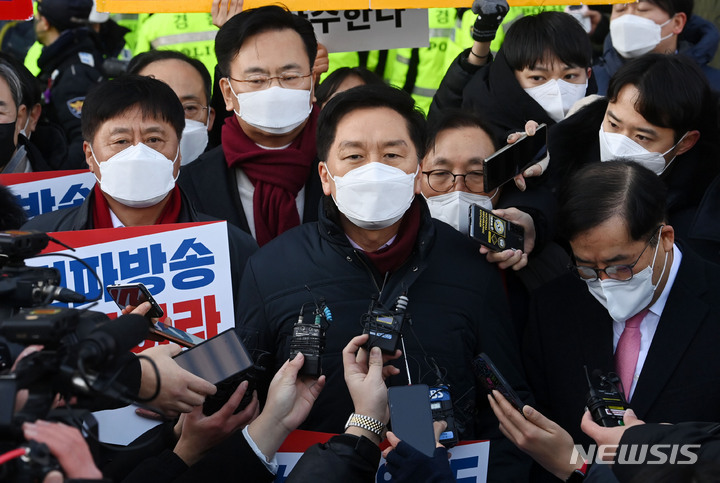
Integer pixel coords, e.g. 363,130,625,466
615,309,648,400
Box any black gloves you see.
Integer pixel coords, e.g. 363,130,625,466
385,441,455,483
471,0,510,43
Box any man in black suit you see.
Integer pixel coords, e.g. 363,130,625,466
522,160,720,469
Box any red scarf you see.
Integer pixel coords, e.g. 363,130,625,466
363,200,422,274
91,184,182,228
222,107,318,246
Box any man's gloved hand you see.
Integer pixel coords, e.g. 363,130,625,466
471,0,510,43
384,440,454,483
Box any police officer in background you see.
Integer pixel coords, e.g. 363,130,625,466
35,0,105,169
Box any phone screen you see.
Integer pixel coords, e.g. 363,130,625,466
151,322,204,347
388,384,437,457
173,329,253,385
472,353,525,413
107,283,163,318
483,124,547,192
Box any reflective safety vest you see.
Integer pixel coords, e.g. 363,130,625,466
24,41,43,76
134,13,218,81
385,8,469,114
322,50,383,82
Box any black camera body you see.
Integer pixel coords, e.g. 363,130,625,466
429,384,458,448
289,301,331,378
361,295,409,354
584,367,629,427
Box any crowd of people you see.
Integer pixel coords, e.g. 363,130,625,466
1,0,720,482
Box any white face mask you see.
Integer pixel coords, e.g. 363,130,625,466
424,189,498,235
326,162,418,230
599,125,685,175
229,83,312,135
179,118,208,166
91,143,178,208
524,79,588,122
585,240,668,322
610,14,673,58
19,116,31,140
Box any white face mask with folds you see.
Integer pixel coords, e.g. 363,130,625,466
598,125,686,175
229,82,313,135
424,189,498,235
610,14,673,58
326,162,418,230
179,118,209,166
91,143,178,208
524,78,588,122
585,241,668,322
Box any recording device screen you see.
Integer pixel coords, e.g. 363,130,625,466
173,330,253,385
483,123,547,192
472,353,525,414
468,204,525,252
107,283,163,318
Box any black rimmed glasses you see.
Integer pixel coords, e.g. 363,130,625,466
422,170,487,194
570,225,664,281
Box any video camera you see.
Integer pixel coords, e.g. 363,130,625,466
0,231,149,482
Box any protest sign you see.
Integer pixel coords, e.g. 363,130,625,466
25,221,235,348
1,170,95,221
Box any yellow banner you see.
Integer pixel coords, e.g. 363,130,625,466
97,0,626,14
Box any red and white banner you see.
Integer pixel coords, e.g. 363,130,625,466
25,221,235,349
0,0,33,20
275,430,490,482
1,169,95,220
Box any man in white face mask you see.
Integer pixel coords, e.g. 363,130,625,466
128,50,216,167
522,161,720,475
237,83,533,480
591,0,720,95
420,110,539,272
22,75,257,296
179,6,323,247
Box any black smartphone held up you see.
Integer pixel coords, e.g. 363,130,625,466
472,353,525,414
388,384,437,457
149,321,204,348
173,329,255,415
107,283,164,319
483,123,547,192
468,204,524,252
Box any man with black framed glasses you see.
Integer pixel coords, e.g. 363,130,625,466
519,160,720,481
178,5,323,247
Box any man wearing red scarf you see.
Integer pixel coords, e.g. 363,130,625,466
178,6,323,247
23,75,257,304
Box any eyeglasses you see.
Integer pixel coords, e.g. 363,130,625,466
227,72,313,91
570,225,663,281
422,170,486,194
182,102,209,122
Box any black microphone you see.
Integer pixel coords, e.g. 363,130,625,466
36,285,86,304
77,314,149,367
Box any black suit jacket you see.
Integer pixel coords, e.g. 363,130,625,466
524,245,720,449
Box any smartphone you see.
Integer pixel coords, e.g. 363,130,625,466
149,321,203,348
107,283,164,319
388,384,437,457
472,353,525,413
483,123,547,192
173,329,255,415
468,204,524,252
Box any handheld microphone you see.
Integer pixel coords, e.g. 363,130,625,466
584,365,628,427
77,314,148,367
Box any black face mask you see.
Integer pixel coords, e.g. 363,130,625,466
0,120,17,167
